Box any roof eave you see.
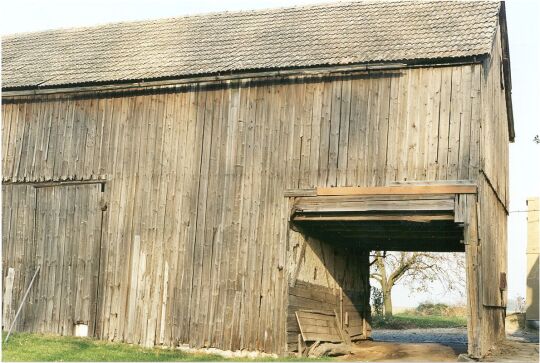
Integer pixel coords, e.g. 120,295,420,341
1,56,486,97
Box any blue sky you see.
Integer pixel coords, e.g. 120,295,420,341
1,0,539,308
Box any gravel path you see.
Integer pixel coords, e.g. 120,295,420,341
370,328,538,362
371,328,468,345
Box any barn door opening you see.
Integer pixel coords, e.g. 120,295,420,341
33,182,104,336
286,184,478,357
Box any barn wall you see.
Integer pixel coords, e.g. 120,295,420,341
480,24,510,208
475,23,509,356
3,62,485,354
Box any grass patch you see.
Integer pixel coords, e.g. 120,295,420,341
371,313,467,329
1,332,324,362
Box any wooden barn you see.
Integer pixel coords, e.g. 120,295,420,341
1,0,513,358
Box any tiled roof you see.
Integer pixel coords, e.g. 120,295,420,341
1,0,501,89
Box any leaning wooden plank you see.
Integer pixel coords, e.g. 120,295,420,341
316,184,477,196
289,238,307,288
334,309,352,345
296,310,342,343
301,332,342,343
5,265,40,342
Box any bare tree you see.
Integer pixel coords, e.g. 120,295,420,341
370,251,465,317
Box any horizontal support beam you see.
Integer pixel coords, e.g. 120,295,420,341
294,199,455,213
2,179,106,188
316,184,477,196
292,214,454,222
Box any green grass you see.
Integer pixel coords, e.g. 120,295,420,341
371,313,467,329
1,332,323,362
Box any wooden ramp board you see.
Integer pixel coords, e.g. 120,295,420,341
295,310,342,343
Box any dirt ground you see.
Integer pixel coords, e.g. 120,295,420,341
480,330,539,362
344,340,465,362
340,328,539,362
343,329,467,362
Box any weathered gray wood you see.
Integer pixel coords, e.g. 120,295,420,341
3,268,15,329
5,266,40,342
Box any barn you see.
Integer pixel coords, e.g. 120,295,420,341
1,0,512,358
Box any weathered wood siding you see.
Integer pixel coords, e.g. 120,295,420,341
2,183,103,334
286,233,369,352
476,22,509,355
2,41,506,354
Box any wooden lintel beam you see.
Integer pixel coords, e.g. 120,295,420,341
316,184,477,196
292,214,454,222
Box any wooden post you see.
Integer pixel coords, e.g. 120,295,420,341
465,197,481,358
2,268,15,329
297,334,303,357
339,287,344,330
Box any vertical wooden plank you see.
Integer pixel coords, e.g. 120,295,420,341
414,68,430,180
385,72,402,183
3,268,16,329
299,80,315,188
60,99,76,180
447,66,462,180
437,67,453,180
2,103,15,180
5,102,24,181
458,65,473,180
337,77,352,186
309,79,324,187
317,79,333,186
405,68,421,181
51,183,68,333
395,70,411,182
126,234,141,342
426,68,443,181
375,76,391,185
327,78,342,187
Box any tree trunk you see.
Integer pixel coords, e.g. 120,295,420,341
383,289,393,317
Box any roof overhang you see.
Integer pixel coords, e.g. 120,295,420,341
1,57,484,98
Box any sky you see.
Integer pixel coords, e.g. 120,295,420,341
1,0,539,308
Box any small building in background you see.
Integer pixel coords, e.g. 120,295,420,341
526,197,539,328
